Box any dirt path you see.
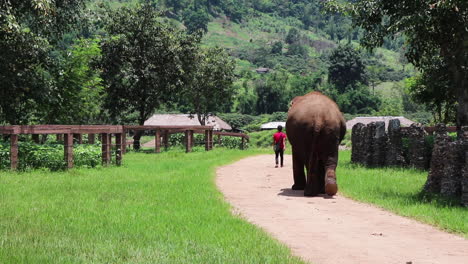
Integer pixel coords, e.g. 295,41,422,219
141,139,156,148
216,155,468,264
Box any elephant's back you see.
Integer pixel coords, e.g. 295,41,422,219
286,92,345,138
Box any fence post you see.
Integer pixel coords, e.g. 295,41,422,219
122,132,127,154
10,134,18,170
241,136,245,150
205,130,209,151
190,130,195,147
88,134,95,144
155,129,161,153
64,133,73,169
185,130,192,153
115,133,122,166
209,130,214,150
163,130,169,150
101,133,110,166
217,134,221,146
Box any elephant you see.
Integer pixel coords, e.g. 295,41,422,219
286,91,346,196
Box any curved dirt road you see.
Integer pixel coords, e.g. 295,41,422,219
216,155,468,264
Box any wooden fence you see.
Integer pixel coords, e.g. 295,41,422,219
0,125,249,170
124,126,250,153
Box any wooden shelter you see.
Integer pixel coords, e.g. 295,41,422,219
144,114,232,131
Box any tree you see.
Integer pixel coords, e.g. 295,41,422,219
42,39,104,124
183,47,236,125
286,44,308,58
183,7,210,34
235,81,257,115
366,65,383,94
100,4,200,147
289,73,323,99
271,41,283,54
406,60,457,124
285,28,300,44
255,72,289,114
328,45,367,93
0,0,87,124
331,85,381,114
348,0,468,130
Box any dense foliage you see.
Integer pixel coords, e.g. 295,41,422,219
348,0,468,128
0,0,453,131
0,141,101,171
100,4,200,125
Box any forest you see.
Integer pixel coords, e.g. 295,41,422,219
1,0,467,131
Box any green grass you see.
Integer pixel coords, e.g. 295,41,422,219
0,149,304,263
338,150,468,237
1,148,465,263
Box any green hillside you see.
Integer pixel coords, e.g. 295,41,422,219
88,0,429,126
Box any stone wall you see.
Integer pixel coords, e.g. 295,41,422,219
351,120,468,206
407,124,429,170
386,119,405,166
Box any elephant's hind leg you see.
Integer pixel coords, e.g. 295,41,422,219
318,160,326,194
322,149,339,196
291,150,306,190
304,153,320,196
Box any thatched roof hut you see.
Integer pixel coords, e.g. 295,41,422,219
144,114,232,131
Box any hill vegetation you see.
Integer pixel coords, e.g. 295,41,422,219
2,0,464,129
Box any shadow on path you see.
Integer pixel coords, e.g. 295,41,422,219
277,188,335,199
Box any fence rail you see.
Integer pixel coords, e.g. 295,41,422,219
0,125,249,170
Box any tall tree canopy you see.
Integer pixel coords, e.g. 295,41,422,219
328,45,367,93
183,47,236,125
100,3,200,126
346,0,468,128
0,0,87,124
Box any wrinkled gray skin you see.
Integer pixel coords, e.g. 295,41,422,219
286,91,346,196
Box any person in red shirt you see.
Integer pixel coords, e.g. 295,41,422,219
272,125,287,168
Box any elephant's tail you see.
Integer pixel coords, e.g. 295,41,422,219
304,131,319,172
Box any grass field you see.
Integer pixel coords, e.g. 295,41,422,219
0,149,304,263
1,148,466,263
338,151,468,237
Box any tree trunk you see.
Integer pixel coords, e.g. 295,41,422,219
456,71,468,135
133,130,144,150
133,116,146,150
452,41,468,136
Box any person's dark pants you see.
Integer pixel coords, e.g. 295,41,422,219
275,149,284,166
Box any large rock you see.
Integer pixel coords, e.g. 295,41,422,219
424,124,450,193
440,140,463,197
364,122,377,167
407,124,429,170
372,121,387,167
351,123,366,164
386,119,405,166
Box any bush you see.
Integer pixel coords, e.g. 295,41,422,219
249,130,275,148
219,136,248,149
153,133,247,149
0,141,101,171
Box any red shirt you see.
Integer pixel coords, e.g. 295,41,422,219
273,132,287,149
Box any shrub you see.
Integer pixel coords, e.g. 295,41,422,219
0,141,101,171
159,133,247,149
